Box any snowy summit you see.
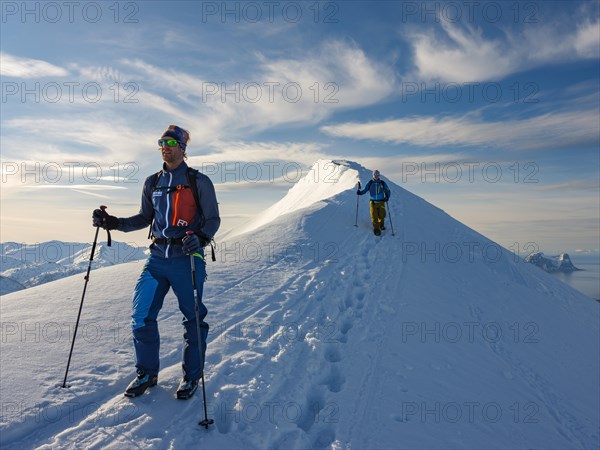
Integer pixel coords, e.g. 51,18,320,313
525,252,582,273
1,160,598,449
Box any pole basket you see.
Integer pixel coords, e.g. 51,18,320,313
199,418,214,429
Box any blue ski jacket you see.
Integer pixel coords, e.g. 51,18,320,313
117,162,220,258
358,178,391,202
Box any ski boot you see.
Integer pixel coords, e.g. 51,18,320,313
124,370,158,397
176,378,198,400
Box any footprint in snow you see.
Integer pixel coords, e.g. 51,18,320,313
91,364,114,374
340,318,353,335
322,365,345,393
324,345,342,363
344,293,355,309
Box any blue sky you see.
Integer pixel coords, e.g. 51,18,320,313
1,1,598,254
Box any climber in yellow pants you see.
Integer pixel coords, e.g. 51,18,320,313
370,200,387,234
357,170,391,236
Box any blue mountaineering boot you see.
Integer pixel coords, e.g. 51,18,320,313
124,370,158,397
176,378,199,400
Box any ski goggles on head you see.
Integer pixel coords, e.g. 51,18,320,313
158,139,180,148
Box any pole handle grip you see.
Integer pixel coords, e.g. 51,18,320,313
97,205,112,246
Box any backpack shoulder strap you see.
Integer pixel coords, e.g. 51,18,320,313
185,167,201,211
186,167,217,262
147,171,162,239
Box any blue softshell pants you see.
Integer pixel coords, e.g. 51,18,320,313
131,253,208,381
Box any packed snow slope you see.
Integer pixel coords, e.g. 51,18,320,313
1,160,598,450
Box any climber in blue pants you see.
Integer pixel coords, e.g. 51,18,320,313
131,254,208,384
93,125,220,399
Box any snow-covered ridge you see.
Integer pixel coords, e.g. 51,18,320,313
228,159,369,237
0,241,148,295
1,159,598,450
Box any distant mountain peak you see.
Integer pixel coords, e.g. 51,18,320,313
0,240,148,295
525,251,581,273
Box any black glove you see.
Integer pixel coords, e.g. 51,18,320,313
92,209,119,230
182,233,201,254
356,190,360,195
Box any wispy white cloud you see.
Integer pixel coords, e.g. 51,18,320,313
71,189,113,199
410,22,518,82
406,15,600,83
188,140,328,167
116,40,396,142
120,59,208,99
320,108,599,150
215,176,293,193
3,41,396,153
0,53,69,78
531,181,600,192
257,40,395,113
1,117,151,164
573,18,600,58
70,64,126,84
353,153,473,180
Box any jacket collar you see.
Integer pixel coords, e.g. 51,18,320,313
162,161,188,175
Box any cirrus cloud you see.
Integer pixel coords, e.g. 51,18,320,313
0,52,69,78
320,108,599,151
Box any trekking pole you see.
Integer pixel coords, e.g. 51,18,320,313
354,181,361,227
61,205,106,388
187,232,214,429
386,200,395,236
